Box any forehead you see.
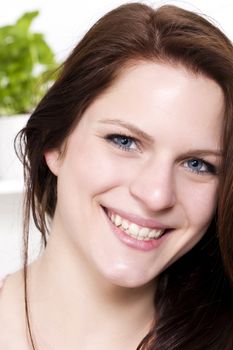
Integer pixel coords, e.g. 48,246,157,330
85,61,224,140
105,61,224,116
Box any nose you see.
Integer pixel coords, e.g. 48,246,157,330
129,158,176,212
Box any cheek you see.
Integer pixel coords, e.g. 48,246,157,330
66,142,133,195
179,179,218,229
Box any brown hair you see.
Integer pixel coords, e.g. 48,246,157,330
16,2,233,349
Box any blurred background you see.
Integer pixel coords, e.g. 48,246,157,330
0,0,233,277
1,0,233,62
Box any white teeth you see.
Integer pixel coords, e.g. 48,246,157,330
121,219,129,230
139,227,150,238
128,223,140,236
109,211,165,240
149,230,156,238
115,215,122,227
154,230,163,238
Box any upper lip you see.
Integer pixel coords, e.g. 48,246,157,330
104,206,171,230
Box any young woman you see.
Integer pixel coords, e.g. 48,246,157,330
0,2,233,349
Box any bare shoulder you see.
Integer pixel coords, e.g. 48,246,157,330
0,270,29,349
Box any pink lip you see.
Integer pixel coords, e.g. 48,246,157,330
105,206,169,230
103,208,170,252
103,209,170,252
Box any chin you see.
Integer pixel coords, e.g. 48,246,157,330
100,265,157,289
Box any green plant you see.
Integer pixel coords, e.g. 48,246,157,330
0,11,57,116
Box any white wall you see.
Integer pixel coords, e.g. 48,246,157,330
0,0,232,277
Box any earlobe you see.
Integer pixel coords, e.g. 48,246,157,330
44,149,61,176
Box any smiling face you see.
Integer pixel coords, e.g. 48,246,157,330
45,61,224,288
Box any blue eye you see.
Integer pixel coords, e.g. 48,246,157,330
184,158,217,175
105,134,138,152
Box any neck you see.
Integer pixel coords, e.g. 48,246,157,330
27,227,156,349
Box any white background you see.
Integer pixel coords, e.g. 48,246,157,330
1,0,233,62
0,0,233,277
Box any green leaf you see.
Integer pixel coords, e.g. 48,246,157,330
0,10,58,116
16,11,39,32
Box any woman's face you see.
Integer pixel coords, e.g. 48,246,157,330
45,62,224,288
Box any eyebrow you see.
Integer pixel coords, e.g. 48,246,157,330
179,149,223,158
99,118,223,158
99,118,154,143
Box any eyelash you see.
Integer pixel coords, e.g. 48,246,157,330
183,158,217,176
104,133,218,175
104,133,140,152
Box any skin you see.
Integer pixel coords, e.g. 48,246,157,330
0,61,224,349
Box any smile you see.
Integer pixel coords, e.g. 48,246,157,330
106,209,165,241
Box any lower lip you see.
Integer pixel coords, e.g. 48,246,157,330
103,208,170,252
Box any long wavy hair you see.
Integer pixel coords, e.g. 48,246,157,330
16,3,233,349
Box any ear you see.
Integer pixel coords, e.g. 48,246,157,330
44,149,62,176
